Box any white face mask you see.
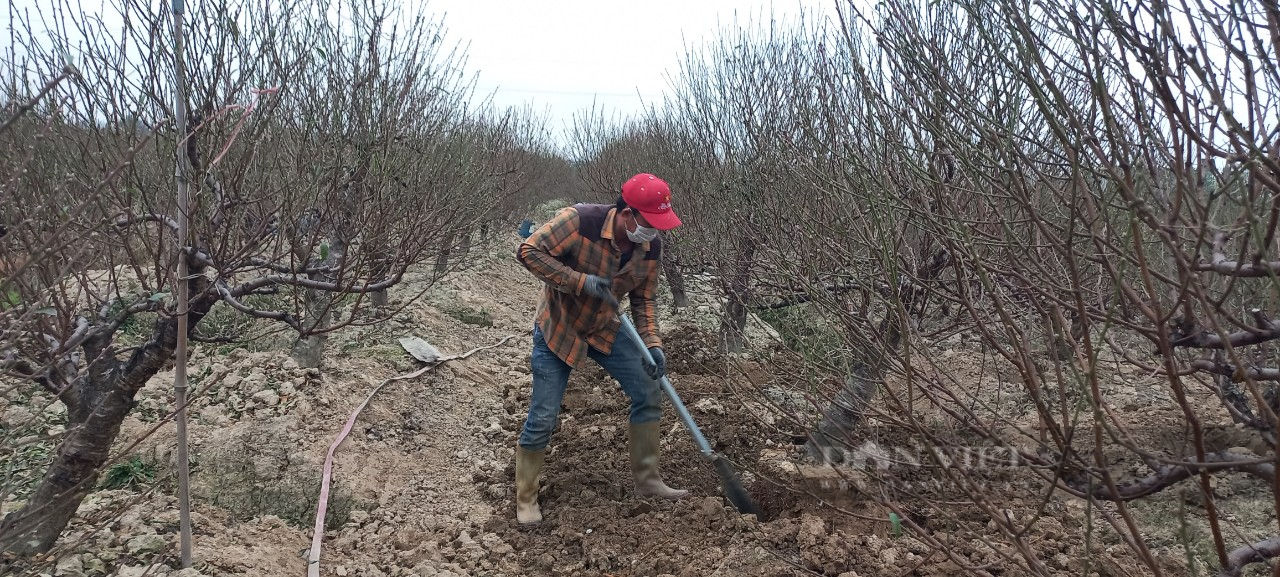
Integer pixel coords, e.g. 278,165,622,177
627,219,659,243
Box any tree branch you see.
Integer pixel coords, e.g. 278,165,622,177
1220,536,1280,577
228,270,406,297
1065,452,1275,502
1191,359,1280,381
751,281,884,310
244,256,336,276
0,70,71,134
79,300,160,358
113,213,179,232
189,333,239,344
1197,230,1280,277
1197,261,1280,277
215,281,303,332
0,357,57,395
1171,312,1280,349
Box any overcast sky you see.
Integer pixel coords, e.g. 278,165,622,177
427,0,832,140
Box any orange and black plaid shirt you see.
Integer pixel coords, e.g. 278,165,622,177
516,203,663,369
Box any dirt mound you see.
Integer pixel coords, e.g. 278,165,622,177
659,324,726,376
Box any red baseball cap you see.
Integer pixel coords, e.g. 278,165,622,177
621,173,682,231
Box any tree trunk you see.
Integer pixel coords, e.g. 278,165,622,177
368,243,391,308
803,248,949,463
0,277,214,554
804,323,901,462
0,380,136,553
434,232,454,274
458,227,472,260
661,239,689,309
718,240,755,353
291,284,332,369
291,237,344,369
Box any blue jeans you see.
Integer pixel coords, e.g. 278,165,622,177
518,323,663,451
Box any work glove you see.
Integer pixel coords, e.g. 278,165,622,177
582,274,617,306
644,346,666,381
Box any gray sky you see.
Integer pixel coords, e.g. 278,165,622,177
426,0,831,139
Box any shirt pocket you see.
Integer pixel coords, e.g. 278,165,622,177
612,264,647,296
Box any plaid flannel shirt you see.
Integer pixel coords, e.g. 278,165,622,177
516,203,663,369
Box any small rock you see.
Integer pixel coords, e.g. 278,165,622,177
83,556,107,575
115,566,152,577
198,405,227,423
1,405,35,428
44,400,68,416
169,569,206,577
53,553,84,577
242,375,266,393
221,374,243,389
251,389,280,407
798,513,826,546
691,398,726,415
630,502,654,516
697,496,725,518
125,534,167,556
336,566,348,577
404,540,443,565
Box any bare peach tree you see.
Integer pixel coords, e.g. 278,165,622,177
742,0,1280,574
585,0,1280,573
477,109,576,242
0,0,532,555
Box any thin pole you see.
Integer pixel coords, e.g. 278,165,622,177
170,0,194,568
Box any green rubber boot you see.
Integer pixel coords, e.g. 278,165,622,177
629,421,689,499
515,445,545,525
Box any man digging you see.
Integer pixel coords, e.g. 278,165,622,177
513,173,687,526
